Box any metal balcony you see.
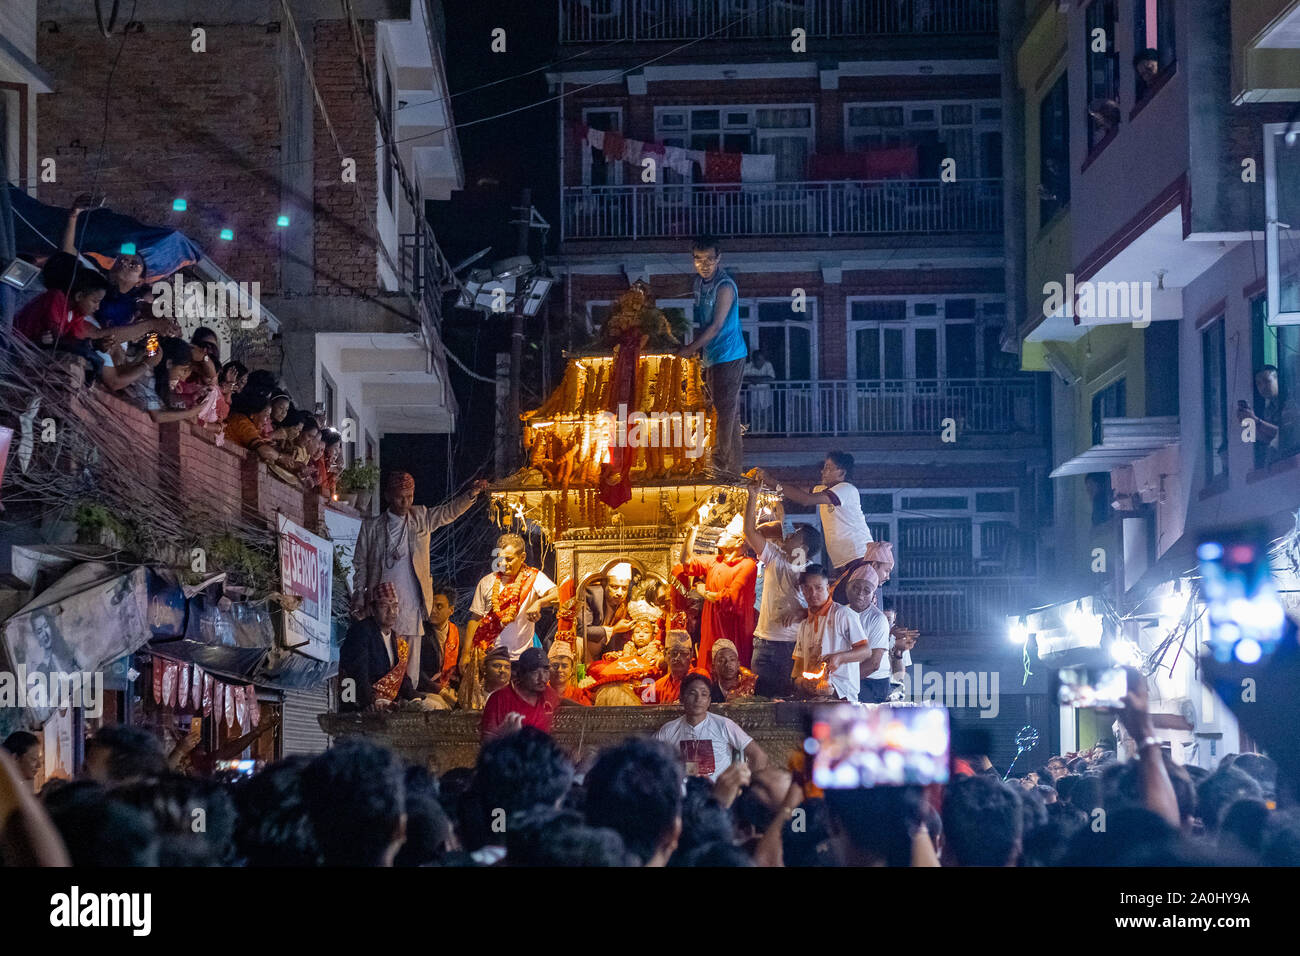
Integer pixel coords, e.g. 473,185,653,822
883,576,1039,636
741,378,1037,436
560,0,999,43
562,179,1003,240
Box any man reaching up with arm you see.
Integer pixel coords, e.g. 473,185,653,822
756,450,871,577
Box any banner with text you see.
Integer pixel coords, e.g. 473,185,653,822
277,515,333,662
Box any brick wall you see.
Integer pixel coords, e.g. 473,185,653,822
161,422,247,524
73,390,319,534
243,456,307,530
35,23,281,289
312,20,379,296
80,389,160,496
34,18,384,296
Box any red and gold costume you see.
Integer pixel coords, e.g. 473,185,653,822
674,553,758,675
372,637,410,703
473,566,540,649
719,666,758,701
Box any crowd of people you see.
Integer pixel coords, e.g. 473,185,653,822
6,200,348,494
3,674,1295,867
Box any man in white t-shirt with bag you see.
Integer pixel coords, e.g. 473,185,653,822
757,451,872,577
654,672,769,782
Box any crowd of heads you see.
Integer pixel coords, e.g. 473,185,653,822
14,717,1293,868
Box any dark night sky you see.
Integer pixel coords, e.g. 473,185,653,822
386,1,559,506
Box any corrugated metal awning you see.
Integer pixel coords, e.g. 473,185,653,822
1050,417,1180,478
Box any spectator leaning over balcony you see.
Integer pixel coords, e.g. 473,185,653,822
214,360,248,423
112,336,202,425
12,270,111,380
225,389,302,479
318,429,344,498
265,391,294,440
170,334,220,409
93,329,161,395
59,194,157,329
293,414,322,488
244,368,280,396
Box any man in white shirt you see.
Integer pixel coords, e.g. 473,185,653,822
352,471,488,686
464,533,558,660
757,451,872,574
742,479,822,698
654,673,769,782
461,533,558,713
792,564,870,703
844,564,892,703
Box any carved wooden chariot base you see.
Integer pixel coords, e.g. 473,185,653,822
319,701,812,773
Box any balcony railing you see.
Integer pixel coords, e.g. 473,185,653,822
883,576,1038,636
399,220,457,338
741,378,1037,436
562,179,1002,240
560,0,998,43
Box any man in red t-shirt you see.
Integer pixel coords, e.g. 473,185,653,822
480,647,561,739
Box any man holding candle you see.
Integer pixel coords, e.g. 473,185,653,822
791,564,869,702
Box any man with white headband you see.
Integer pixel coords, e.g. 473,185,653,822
580,562,635,662
845,563,892,703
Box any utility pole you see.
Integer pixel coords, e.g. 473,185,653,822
506,188,531,472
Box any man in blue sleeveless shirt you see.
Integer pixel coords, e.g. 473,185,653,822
677,235,747,473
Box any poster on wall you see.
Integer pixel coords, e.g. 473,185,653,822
277,514,334,662
0,564,152,726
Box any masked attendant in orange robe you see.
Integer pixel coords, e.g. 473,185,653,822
673,519,757,675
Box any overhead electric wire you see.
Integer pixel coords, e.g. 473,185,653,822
8,0,782,192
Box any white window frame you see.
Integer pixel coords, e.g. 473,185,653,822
1264,122,1300,325
857,487,1021,566
846,294,1006,380
842,99,1001,178
745,297,818,381
581,106,625,187
653,103,816,182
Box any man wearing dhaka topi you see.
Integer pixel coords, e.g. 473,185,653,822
352,471,488,688
461,533,558,707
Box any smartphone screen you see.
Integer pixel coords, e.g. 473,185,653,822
1198,529,1287,663
807,703,949,789
214,759,256,777
1057,666,1127,708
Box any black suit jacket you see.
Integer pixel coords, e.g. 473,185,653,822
580,583,632,656
339,617,416,711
